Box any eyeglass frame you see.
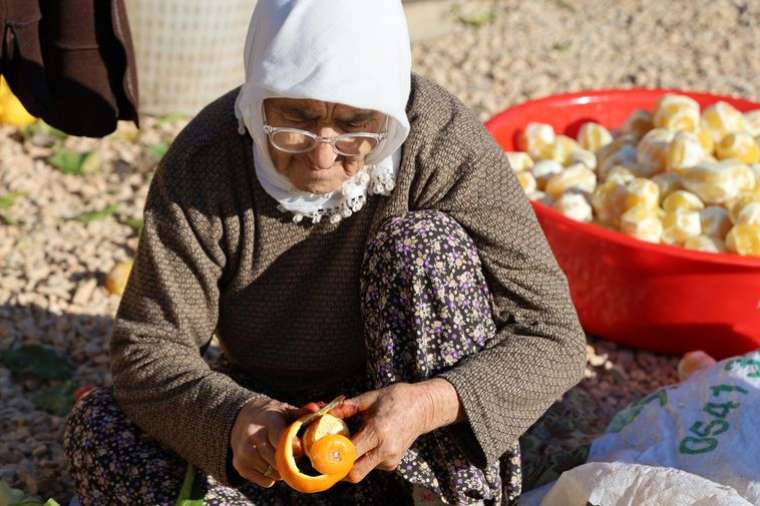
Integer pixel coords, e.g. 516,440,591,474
261,109,389,157
262,125,387,157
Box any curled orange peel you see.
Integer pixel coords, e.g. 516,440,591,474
275,413,356,493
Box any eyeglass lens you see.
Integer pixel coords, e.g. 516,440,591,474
270,131,379,156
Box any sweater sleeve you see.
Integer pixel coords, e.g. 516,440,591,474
109,143,261,485
420,125,587,468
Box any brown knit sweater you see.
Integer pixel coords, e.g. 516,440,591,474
110,74,587,486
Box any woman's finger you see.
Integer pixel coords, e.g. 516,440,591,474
234,444,277,486
330,390,379,418
349,420,381,459
291,402,321,419
344,447,382,484
236,466,277,488
251,437,280,480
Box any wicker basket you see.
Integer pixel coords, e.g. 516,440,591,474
124,0,255,117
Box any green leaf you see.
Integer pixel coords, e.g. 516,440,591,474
125,217,144,234
456,11,495,27
72,204,120,224
79,151,102,174
42,500,61,506
157,113,188,126
0,192,25,210
0,213,17,226
552,0,577,11
0,345,74,380
21,121,68,144
174,464,204,506
147,143,170,159
48,148,86,175
12,497,48,506
32,380,77,416
0,480,26,506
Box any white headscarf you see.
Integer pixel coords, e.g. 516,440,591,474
234,0,412,224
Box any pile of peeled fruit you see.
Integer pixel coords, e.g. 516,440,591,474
508,94,760,257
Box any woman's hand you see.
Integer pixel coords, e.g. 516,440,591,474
331,379,463,484
230,396,319,487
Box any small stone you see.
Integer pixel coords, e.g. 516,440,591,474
72,278,98,306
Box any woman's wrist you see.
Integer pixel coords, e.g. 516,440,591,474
414,377,465,434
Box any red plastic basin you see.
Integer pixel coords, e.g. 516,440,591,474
485,89,760,359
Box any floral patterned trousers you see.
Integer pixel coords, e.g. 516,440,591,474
64,211,521,505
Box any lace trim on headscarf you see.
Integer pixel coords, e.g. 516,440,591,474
271,163,395,224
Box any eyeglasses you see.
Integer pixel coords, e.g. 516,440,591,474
262,125,386,157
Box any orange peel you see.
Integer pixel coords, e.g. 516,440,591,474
275,413,356,493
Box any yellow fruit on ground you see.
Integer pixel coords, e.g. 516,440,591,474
0,76,36,127
105,259,134,296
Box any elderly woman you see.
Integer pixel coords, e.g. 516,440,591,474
64,1,586,504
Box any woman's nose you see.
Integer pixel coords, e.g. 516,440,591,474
311,127,339,169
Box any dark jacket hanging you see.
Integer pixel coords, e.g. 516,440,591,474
0,0,139,137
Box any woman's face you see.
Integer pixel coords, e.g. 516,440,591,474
263,98,386,194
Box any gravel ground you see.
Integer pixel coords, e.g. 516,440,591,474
2,0,758,502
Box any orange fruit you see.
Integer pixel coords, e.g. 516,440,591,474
302,414,349,457
275,413,356,493
308,434,355,476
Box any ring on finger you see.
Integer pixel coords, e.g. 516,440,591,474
263,463,277,478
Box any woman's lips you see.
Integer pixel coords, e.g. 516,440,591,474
305,164,336,178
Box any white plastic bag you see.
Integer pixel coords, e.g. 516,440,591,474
523,461,751,506
521,350,760,505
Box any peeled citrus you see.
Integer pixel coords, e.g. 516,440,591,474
303,414,349,457
308,434,355,476
275,413,356,493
